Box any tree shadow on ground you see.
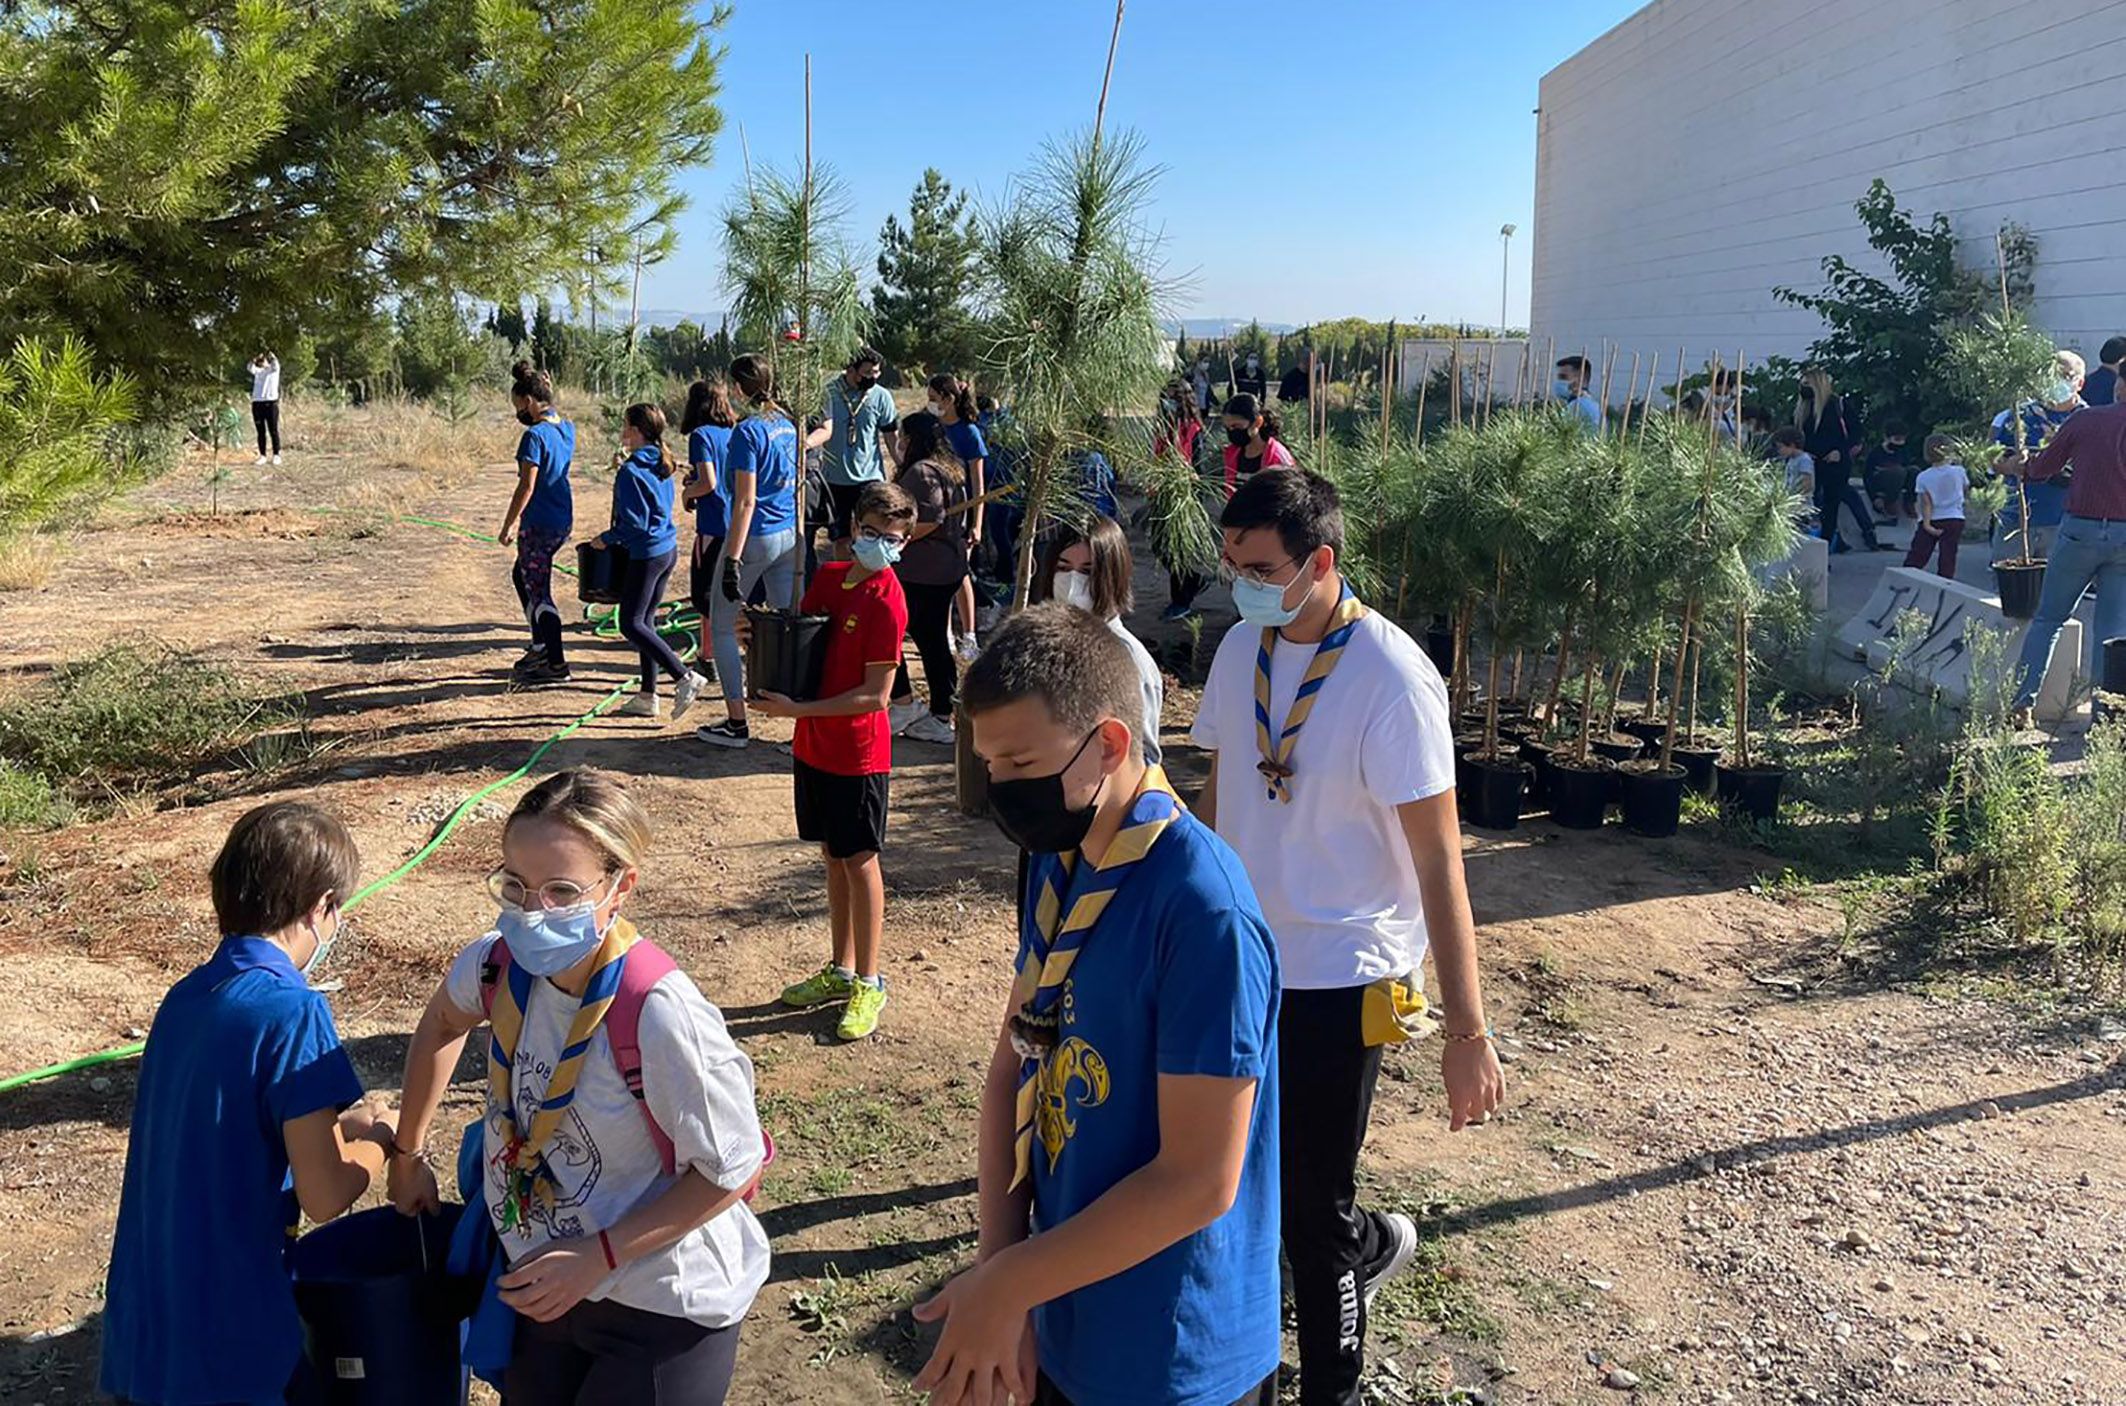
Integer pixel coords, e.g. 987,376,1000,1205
0,1309,100,1406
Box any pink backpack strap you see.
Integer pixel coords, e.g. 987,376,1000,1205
478,936,512,1017
607,939,681,1176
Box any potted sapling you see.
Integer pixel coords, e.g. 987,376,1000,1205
1943,311,2058,619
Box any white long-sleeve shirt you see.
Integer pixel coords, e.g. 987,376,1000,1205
249,356,280,403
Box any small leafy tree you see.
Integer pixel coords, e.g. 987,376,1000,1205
1942,311,2058,565
0,336,140,535
870,169,981,376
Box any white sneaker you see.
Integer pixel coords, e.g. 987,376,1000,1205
671,672,709,721
903,712,956,745
620,692,661,718
887,699,926,735
271,454,283,466
1363,1211,1420,1308
954,634,981,665
254,455,268,466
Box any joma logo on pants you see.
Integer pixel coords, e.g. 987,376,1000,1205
1336,1269,1360,1352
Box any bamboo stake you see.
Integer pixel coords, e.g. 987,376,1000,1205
1637,352,1660,450
1546,607,1576,730
1597,342,1619,432
1509,649,1524,704
1518,338,1534,407
1647,637,1664,719
789,53,813,613
1413,349,1432,446
1995,232,2037,563
1093,0,1125,145
1660,600,1697,770
1449,343,1463,429
1618,351,1642,437
1602,658,1627,737
1685,632,1704,748
1734,604,1750,769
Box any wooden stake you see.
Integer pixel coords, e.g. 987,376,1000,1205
1413,349,1432,447
790,52,813,613
1093,0,1125,148
1597,342,1619,432
1637,352,1660,450
1618,351,1642,437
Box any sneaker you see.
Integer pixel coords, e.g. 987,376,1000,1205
254,454,268,466
903,712,956,745
1362,1211,1420,1308
837,980,888,1040
955,634,981,665
1161,601,1198,623
672,671,710,721
781,964,858,1009
513,646,548,672
887,699,927,735
619,692,661,718
271,454,283,466
514,661,572,687
696,718,751,749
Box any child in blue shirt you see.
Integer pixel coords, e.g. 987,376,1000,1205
681,379,739,670
919,605,1283,1406
592,402,708,721
101,802,396,1406
502,365,577,686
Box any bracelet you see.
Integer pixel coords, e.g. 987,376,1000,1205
381,1132,432,1165
598,1229,618,1271
1442,1028,1494,1044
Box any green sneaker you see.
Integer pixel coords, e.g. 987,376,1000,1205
837,980,888,1041
780,964,858,1009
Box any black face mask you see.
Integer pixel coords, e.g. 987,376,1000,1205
1228,426,1253,448
515,408,538,426
1799,386,1816,401
987,730,1105,853
853,373,879,393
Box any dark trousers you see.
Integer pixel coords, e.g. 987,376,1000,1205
1169,568,1207,610
506,1299,742,1406
514,528,568,665
252,399,281,455
1903,518,1964,579
893,578,961,717
1280,984,1393,1406
619,547,689,691
1817,477,1877,549
1036,1369,1277,1405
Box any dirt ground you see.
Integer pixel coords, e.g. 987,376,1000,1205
2,401,2123,1405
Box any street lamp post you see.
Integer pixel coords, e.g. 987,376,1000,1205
1499,223,1517,335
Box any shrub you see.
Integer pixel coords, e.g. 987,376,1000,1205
0,761,60,829
0,336,141,535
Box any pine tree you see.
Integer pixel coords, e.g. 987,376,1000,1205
870,169,981,376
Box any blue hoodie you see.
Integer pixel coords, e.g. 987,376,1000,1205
601,445,679,558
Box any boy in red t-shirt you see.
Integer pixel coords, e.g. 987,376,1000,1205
751,483,914,1040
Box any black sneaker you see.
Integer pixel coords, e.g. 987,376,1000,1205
515,660,572,687
696,719,751,749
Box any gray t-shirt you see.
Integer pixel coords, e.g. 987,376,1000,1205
445,933,770,1328
821,378,899,485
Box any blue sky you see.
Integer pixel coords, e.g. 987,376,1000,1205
631,0,1644,330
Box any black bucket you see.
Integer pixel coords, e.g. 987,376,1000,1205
1546,757,1612,830
1673,744,1723,796
290,1206,469,1406
1590,734,1643,766
574,541,624,605
1993,561,2046,620
1619,762,1688,838
1519,738,1558,808
2096,638,2126,728
1716,763,1787,823
1462,753,1527,832
1424,621,1456,679
743,607,831,701
1621,715,1671,747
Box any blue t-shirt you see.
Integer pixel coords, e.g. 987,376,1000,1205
821,378,900,486
1022,811,1282,1406
102,937,364,1406
1994,401,2078,529
601,446,679,558
514,415,576,536
726,412,799,536
1076,449,1117,520
944,420,989,491
687,423,734,539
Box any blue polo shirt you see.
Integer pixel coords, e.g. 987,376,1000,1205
687,423,734,539
102,937,363,1406
515,415,576,536
726,412,798,536
821,377,899,486
601,446,679,558
1994,401,2078,530
1022,811,1282,1406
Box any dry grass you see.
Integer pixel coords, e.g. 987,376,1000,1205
0,533,62,591
356,395,480,483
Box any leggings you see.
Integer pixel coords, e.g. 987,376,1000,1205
505,1299,742,1406
252,400,281,455
710,528,800,707
513,527,569,664
619,547,689,691
892,578,961,717
1169,568,1207,610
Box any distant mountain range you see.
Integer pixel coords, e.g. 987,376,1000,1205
623,309,1294,341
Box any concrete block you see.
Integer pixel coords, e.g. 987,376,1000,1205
1835,567,2081,722
1763,536,1829,612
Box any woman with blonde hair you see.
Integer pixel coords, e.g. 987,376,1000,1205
391,769,769,1404
1795,368,1881,553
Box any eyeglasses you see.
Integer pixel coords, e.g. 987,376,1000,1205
1216,553,1299,589
856,525,909,549
487,867,614,912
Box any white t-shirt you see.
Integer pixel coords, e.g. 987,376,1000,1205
444,933,770,1327
1192,608,1457,989
1107,616,1165,765
249,357,280,402
1915,463,1967,520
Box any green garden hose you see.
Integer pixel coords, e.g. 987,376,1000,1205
0,511,708,1094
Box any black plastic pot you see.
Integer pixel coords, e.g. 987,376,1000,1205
291,1206,471,1406
1519,738,1558,808
1462,752,1528,831
1716,763,1787,823
743,607,831,701
1673,744,1723,796
1619,762,1688,837
574,541,624,605
1453,733,1483,798
1424,621,1456,679
1994,561,2046,620
1457,708,1492,734
1546,757,1613,830
1590,734,1643,766
1621,715,1671,747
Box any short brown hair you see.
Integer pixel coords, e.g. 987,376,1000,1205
855,481,916,526
962,605,1147,760
1032,513,1134,619
210,802,361,937
1924,433,1957,464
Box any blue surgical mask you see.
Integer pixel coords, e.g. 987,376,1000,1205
2043,379,2078,406
301,909,342,981
497,899,608,977
1231,573,1306,627
1554,379,1575,400
851,535,902,571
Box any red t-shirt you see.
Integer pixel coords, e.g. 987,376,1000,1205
793,561,909,776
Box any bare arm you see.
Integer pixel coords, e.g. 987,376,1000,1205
1920,488,1938,532
725,471,757,562
387,981,482,1214
772,659,896,718
1397,791,1504,1131
805,423,832,451
967,456,986,539
975,1023,1032,1263
682,457,718,505
500,463,537,541
285,1104,393,1224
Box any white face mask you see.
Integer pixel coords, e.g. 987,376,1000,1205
926,399,945,417
1053,571,1095,612
2044,379,2079,406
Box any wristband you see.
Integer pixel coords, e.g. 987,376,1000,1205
1442,1028,1494,1044
598,1229,618,1271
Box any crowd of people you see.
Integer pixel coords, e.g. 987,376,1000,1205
99,347,1506,1406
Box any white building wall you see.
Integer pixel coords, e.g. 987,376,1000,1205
1529,0,2126,405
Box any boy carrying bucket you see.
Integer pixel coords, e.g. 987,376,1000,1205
102,802,396,1405
744,482,914,1041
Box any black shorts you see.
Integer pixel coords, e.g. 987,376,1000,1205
794,758,889,858
688,534,724,614
824,481,872,543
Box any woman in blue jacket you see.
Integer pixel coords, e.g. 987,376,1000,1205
591,403,708,720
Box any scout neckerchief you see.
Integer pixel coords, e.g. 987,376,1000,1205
1008,766,1183,1190
486,914,640,1230
1254,583,1369,803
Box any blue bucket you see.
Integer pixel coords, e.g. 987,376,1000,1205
290,1205,471,1406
